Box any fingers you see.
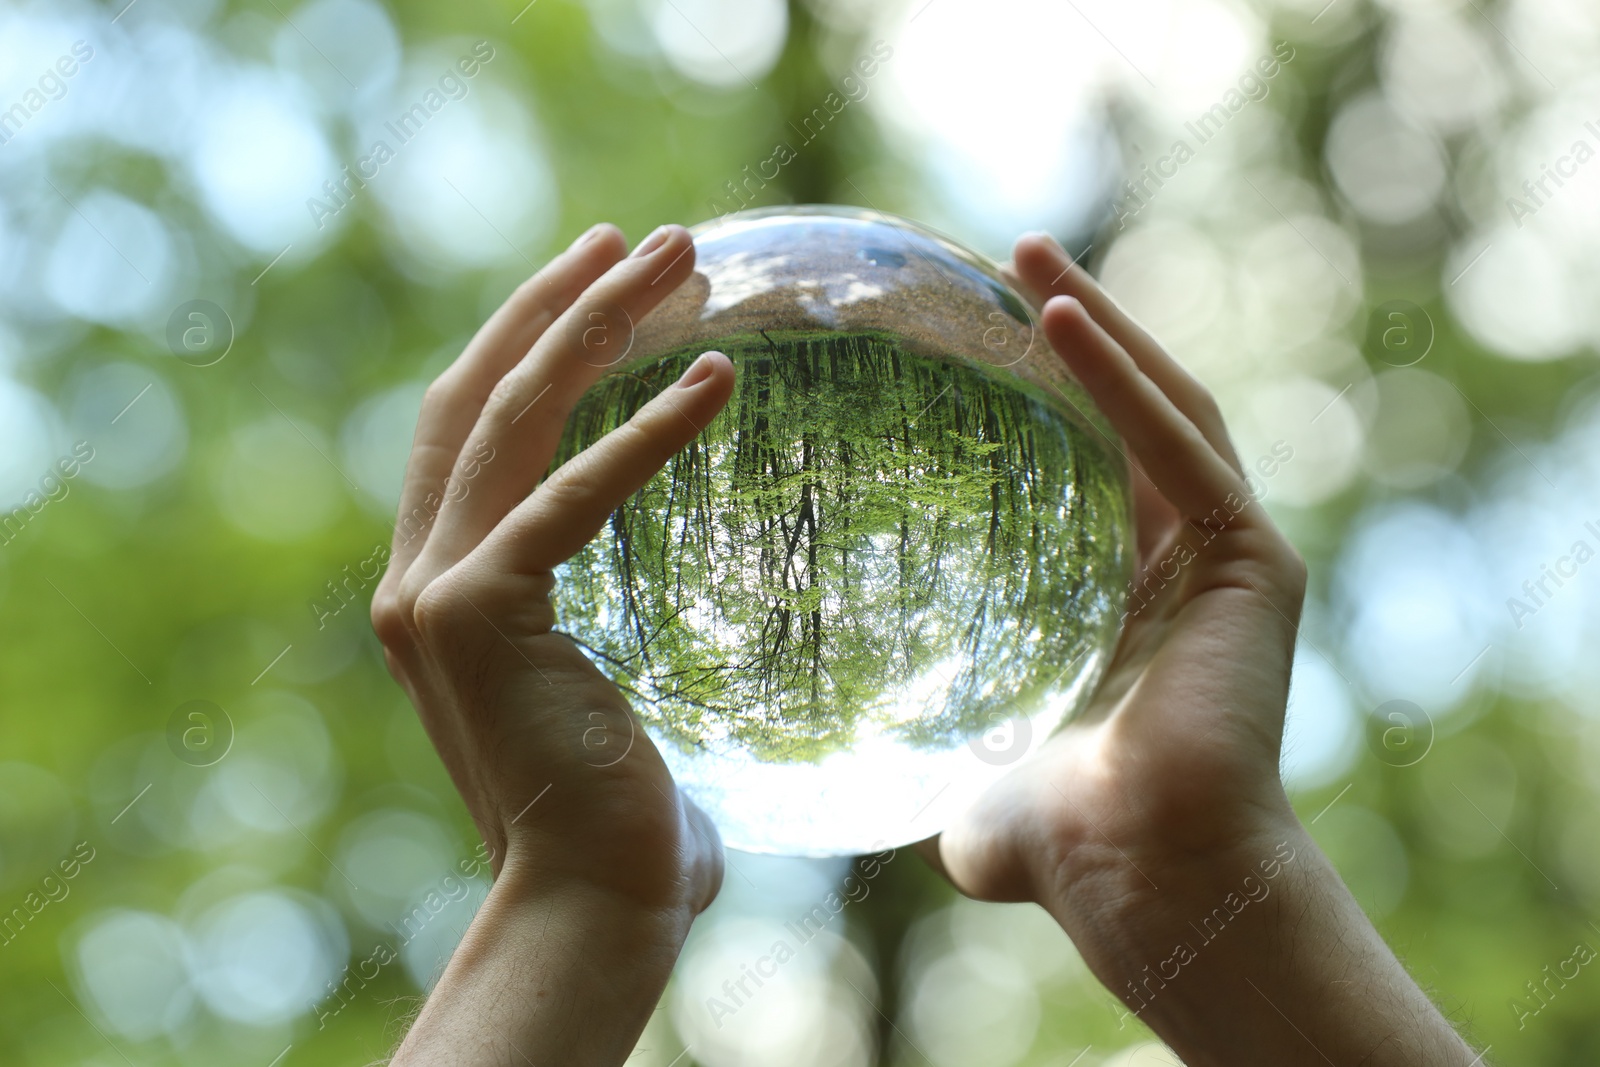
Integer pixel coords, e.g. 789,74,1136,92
1042,296,1252,524
417,225,701,578
1013,232,1242,472
472,351,734,579
383,225,629,579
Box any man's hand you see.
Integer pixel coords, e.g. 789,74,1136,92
371,223,734,1065
922,232,1482,1066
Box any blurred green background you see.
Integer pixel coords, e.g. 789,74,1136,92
2,0,1598,1063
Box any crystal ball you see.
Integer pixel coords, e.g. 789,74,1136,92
553,206,1132,856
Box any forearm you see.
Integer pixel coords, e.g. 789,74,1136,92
392,860,690,1066
1054,821,1478,1066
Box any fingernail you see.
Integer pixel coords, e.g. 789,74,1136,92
1039,230,1068,256
674,352,718,390
631,226,670,258
569,223,605,250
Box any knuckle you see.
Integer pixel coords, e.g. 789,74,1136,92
421,375,456,417
511,274,547,306
535,467,594,517
370,587,410,648
395,571,433,633
1191,387,1225,428
485,371,526,417
616,409,662,445
411,575,470,644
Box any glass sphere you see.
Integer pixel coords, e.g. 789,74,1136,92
553,206,1132,856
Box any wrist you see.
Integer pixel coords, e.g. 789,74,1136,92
1073,812,1309,967
488,762,722,919
490,844,698,960
1029,774,1304,967
392,853,694,1066
1048,820,1475,1066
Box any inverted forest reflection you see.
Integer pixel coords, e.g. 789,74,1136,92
554,326,1131,850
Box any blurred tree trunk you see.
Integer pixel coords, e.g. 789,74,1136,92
770,0,852,205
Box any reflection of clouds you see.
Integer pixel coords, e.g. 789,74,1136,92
654,646,1106,857
775,272,894,326
790,280,836,328
874,656,963,727
701,248,792,315
702,256,888,324
696,211,1006,316
835,275,887,305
